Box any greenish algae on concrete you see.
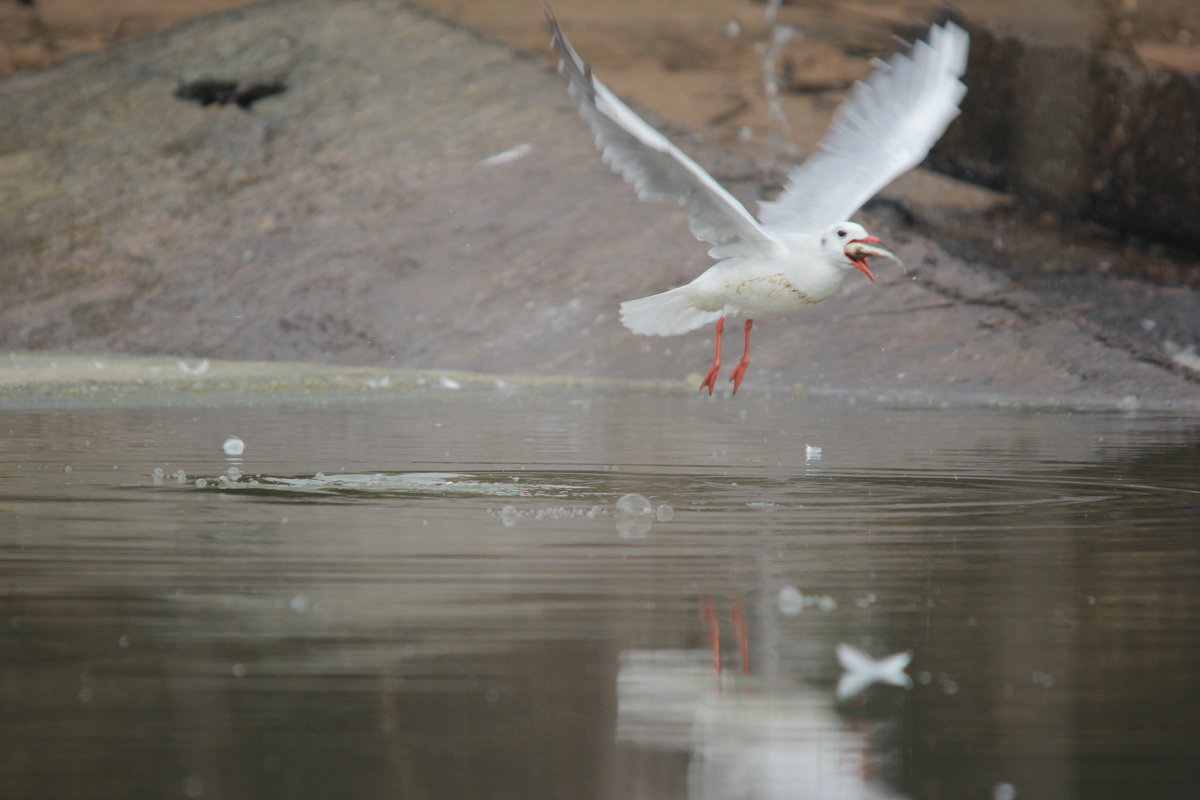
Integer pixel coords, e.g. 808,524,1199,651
2,353,1196,414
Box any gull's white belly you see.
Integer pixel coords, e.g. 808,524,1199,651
721,272,819,318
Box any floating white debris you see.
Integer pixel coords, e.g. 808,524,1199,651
178,359,210,376
439,376,462,390
365,375,391,388
222,436,245,456
173,469,188,483
805,443,823,461
777,585,804,616
1031,670,1055,689
182,776,204,799
478,142,533,167
835,643,913,700
1116,395,1140,412
152,467,165,485
615,493,654,538
500,505,519,527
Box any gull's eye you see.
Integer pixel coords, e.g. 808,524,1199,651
837,228,847,239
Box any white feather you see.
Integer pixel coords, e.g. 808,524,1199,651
546,9,786,261
758,21,969,233
619,286,723,336
836,643,913,700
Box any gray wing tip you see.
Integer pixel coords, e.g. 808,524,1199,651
544,6,596,105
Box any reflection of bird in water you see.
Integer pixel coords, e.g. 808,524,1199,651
546,10,969,394
617,649,908,800
700,596,750,679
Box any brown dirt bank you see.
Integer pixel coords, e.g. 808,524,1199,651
0,0,1197,408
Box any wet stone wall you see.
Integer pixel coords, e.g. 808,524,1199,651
930,23,1200,254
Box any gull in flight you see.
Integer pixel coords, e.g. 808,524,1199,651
546,9,969,394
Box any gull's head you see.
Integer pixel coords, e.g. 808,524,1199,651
821,222,899,283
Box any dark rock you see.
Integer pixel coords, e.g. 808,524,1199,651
930,22,1200,254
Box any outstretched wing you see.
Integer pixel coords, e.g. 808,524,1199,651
758,21,969,234
547,9,785,260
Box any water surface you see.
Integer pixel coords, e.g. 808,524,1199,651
2,385,1198,800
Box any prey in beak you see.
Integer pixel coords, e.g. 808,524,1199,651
844,235,899,282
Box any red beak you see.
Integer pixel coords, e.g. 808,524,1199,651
846,235,886,283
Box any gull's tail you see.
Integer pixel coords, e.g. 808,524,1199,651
619,286,721,337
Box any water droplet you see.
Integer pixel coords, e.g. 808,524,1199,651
805,444,823,461
173,469,187,483
78,687,94,703
777,586,804,615
614,493,654,538
289,594,309,613
993,782,1016,800
182,776,204,798
500,506,519,527
194,478,207,489
222,436,245,456
226,466,242,481
655,504,674,522
151,467,164,485
616,493,653,516
232,663,247,678
118,635,131,648
63,465,73,473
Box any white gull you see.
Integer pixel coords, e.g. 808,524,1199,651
546,9,969,394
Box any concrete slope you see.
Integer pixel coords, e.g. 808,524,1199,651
0,0,1196,408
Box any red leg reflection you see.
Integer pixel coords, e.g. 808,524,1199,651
700,596,722,677
730,597,750,675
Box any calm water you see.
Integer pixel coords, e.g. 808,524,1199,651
2,385,1198,800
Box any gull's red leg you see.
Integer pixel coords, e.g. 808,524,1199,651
699,317,725,396
728,319,754,394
